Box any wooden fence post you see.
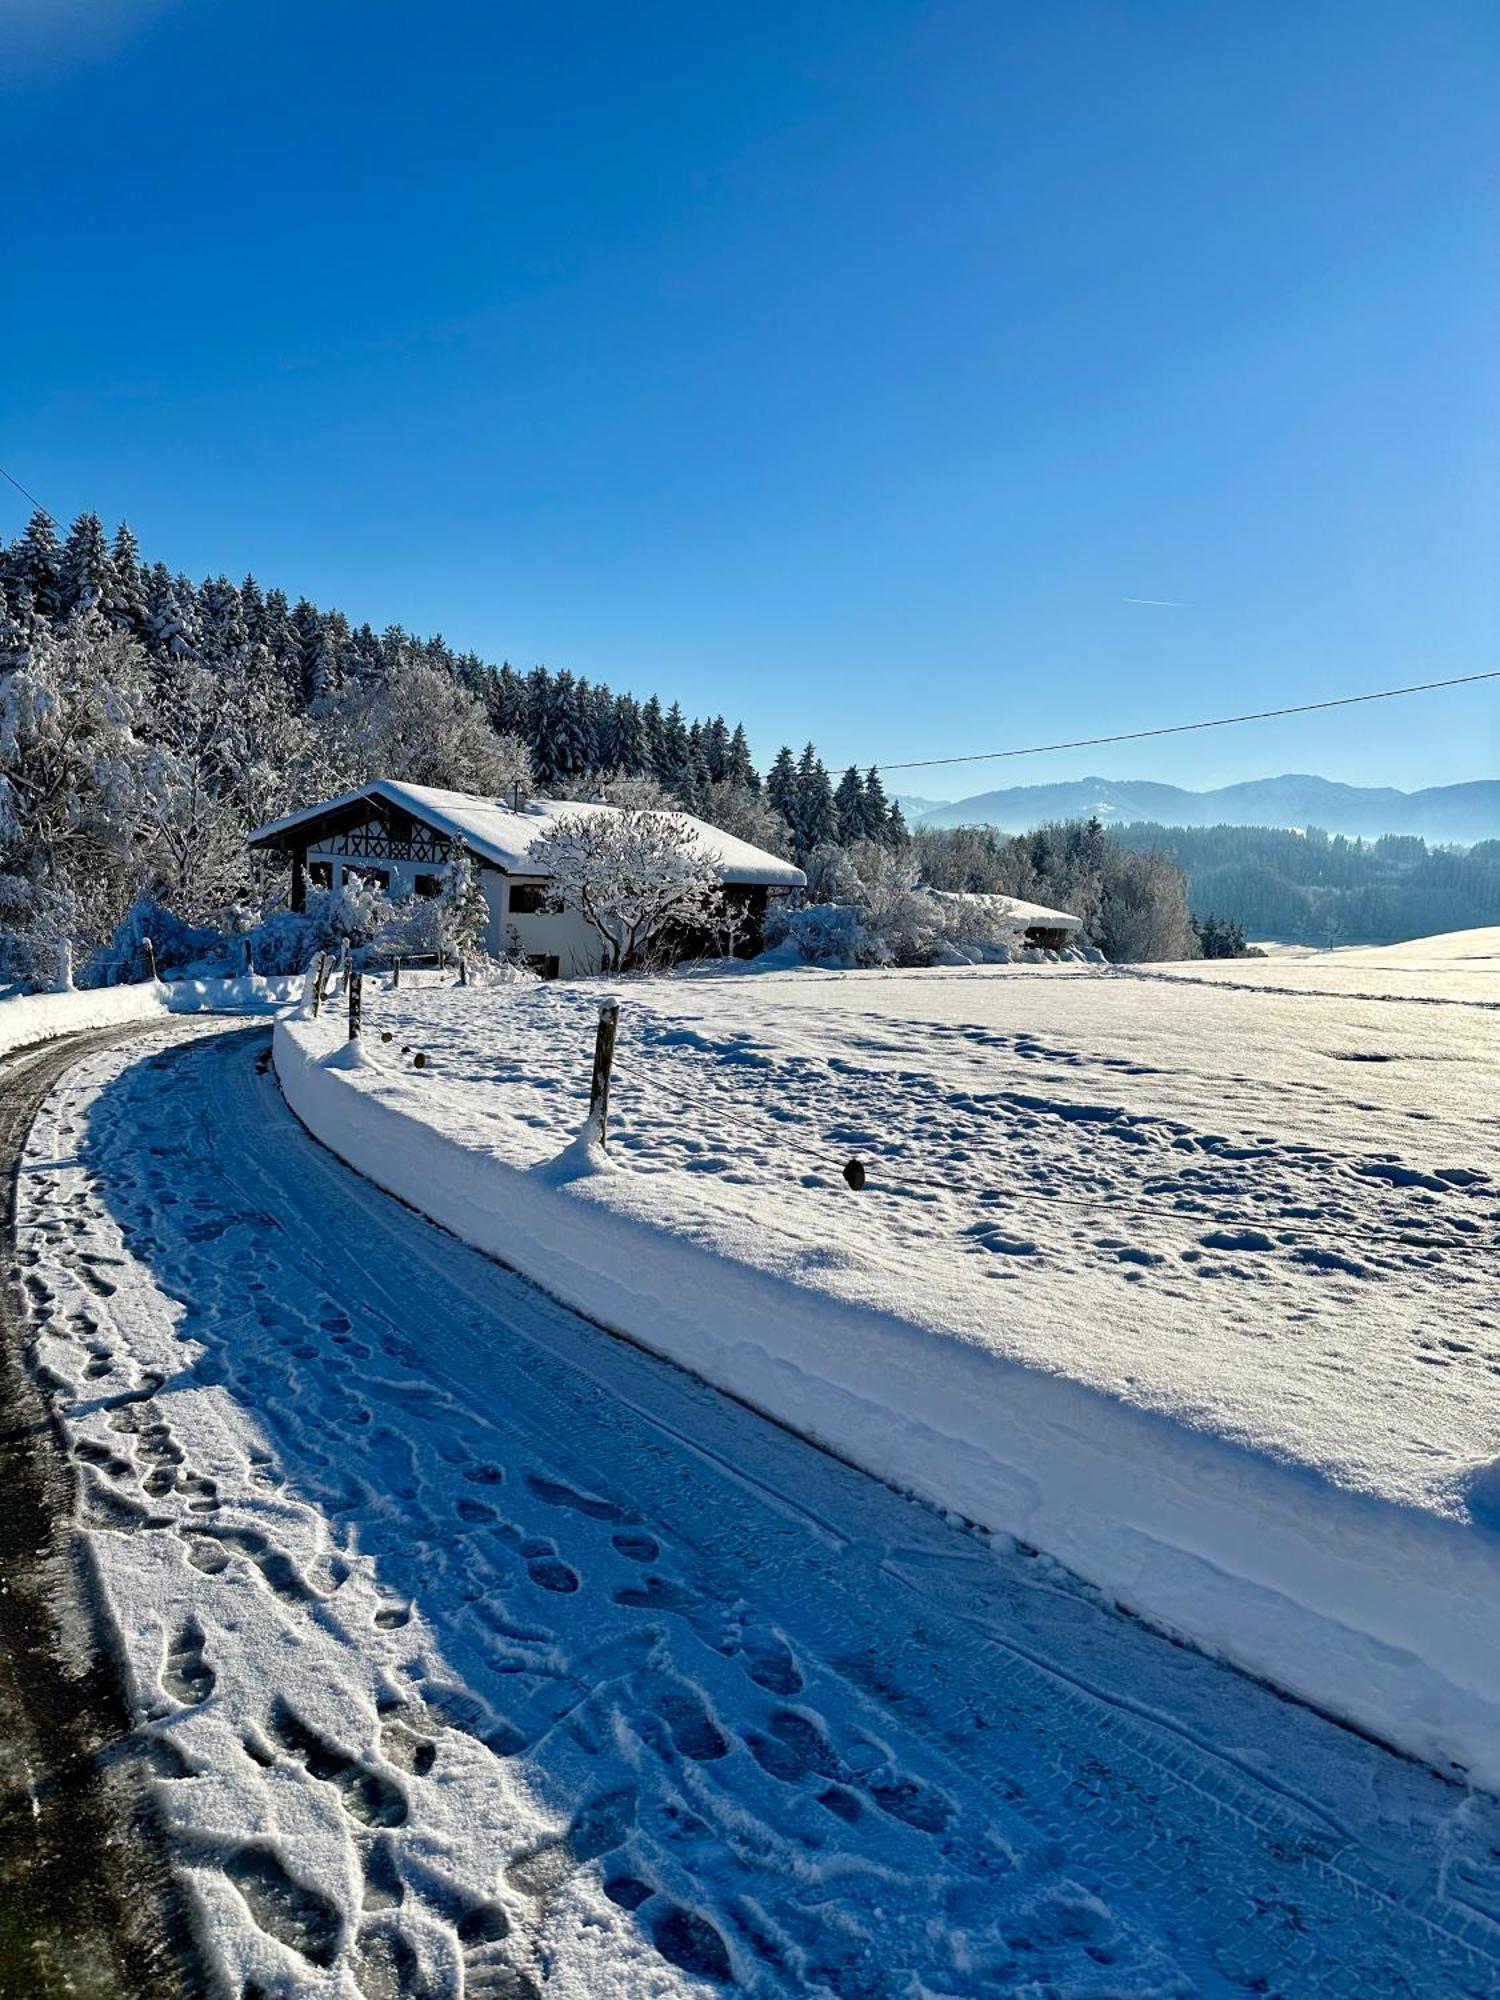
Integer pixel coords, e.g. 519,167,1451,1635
391,956,401,990
589,999,620,1149
458,955,469,988
312,952,330,1018
142,935,158,983
348,967,363,1042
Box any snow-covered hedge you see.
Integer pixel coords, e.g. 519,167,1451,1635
275,1007,1500,1792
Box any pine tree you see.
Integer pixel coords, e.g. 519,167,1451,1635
547,669,592,781
142,564,199,668
10,512,64,622
766,746,799,827
659,701,689,785
726,723,757,788
524,665,555,771
108,523,147,634
704,715,731,783
198,575,246,667
864,766,893,843
640,695,666,777
293,599,342,709
260,588,302,697
59,513,115,619
834,766,867,844
611,694,648,773
485,664,528,740
677,738,712,815
586,680,616,770
794,744,837,857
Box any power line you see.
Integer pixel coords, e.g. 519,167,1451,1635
875,670,1500,774
0,463,59,528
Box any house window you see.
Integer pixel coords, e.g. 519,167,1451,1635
414,874,443,899
309,861,332,889
508,883,548,915
349,866,389,892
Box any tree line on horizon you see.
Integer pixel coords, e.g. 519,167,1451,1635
1109,821,1500,946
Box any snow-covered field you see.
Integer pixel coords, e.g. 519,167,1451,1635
276,934,1500,1789
20,1020,1500,1997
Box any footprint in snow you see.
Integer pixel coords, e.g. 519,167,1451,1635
221,1843,341,1969
267,1698,408,1827
161,1619,215,1707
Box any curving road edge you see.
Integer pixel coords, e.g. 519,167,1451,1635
0,1023,204,2000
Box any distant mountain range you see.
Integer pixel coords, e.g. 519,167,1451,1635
909,774,1500,846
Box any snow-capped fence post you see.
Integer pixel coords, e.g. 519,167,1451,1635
391,957,401,991
347,968,363,1043
311,952,331,1018
142,935,158,984
52,938,75,994
588,998,621,1150
240,937,253,976
458,955,469,988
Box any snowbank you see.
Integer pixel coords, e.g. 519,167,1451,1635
0,973,305,1062
0,980,169,1059
275,1005,1500,1792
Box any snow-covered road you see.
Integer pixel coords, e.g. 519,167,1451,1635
18,1021,1500,1996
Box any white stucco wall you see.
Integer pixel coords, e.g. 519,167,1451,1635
485,873,602,977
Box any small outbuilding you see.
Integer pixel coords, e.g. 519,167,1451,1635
929,890,1085,954
247,779,806,977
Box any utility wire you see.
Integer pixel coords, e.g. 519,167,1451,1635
0,463,59,527
875,670,1500,774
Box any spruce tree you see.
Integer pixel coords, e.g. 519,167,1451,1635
726,723,757,789
863,766,893,842
704,715,731,783
108,523,147,634
640,695,666,776
9,512,63,622
524,665,554,760
486,663,528,740
660,701,689,785
834,766,867,844
766,746,799,827
198,574,246,667
794,744,837,858
612,693,648,773
60,514,115,619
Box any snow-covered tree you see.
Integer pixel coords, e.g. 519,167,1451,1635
437,851,491,959
834,766,867,844
695,777,792,857
339,657,532,795
60,513,116,619
530,808,723,973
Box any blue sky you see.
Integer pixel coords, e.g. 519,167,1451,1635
2,1,1495,795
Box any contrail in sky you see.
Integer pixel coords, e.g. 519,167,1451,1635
1123,596,1182,607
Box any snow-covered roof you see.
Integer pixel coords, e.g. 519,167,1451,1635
928,888,1083,933
248,780,808,888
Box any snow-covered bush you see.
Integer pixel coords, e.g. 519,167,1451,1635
0,872,79,991
246,908,321,975
530,808,724,973
90,898,227,985
775,902,887,968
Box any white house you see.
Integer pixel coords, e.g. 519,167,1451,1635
247,779,806,977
